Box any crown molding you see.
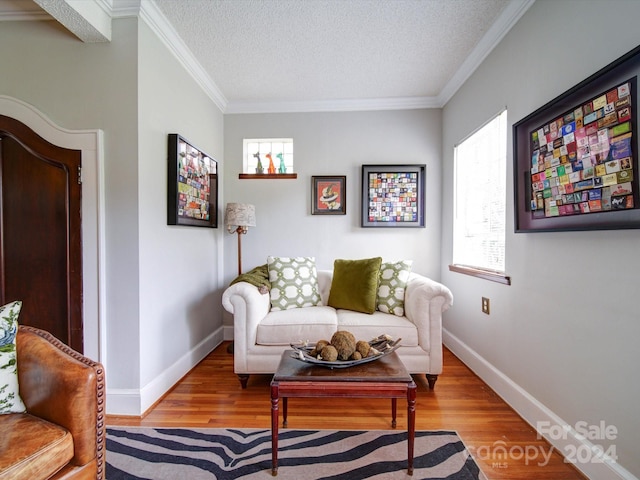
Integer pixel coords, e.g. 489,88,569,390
225,95,441,114
138,0,227,112
436,0,535,107
91,0,113,16
109,0,140,18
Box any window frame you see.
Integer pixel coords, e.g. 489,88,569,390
242,138,294,175
450,109,510,285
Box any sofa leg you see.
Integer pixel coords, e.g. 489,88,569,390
426,374,438,390
238,374,249,389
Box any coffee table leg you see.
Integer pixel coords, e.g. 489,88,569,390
270,383,279,476
407,382,417,475
391,398,397,428
283,397,288,428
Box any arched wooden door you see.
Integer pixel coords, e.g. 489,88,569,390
0,115,83,353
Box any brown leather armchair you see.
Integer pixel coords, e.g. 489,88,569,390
0,325,106,480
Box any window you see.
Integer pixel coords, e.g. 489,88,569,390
243,138,293,174
452,110,509,283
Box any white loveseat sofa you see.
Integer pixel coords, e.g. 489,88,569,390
222,268,453,389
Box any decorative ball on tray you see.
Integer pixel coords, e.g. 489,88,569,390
291,332,401,368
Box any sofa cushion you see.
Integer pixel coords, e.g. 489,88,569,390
0,413,74,480
337,310,419,347
256,306,338,345
328,257,382,314
0,301,26,414
267,256,322,311
377,260,413,316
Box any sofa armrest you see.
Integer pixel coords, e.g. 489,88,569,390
16,325,106,474
404,274,454,374
222,282,271,371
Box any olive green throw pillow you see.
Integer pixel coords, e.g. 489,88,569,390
328,257,382,314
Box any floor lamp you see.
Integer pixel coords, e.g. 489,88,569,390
225,203,255,355
225,203,256,276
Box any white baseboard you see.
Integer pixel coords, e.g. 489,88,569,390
443,328,637,480
107,327,224,416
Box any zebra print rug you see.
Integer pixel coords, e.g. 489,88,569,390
106,427,486,479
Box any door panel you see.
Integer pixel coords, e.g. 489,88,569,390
0,115,83,352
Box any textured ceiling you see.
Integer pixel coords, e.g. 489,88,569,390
153,0,513,108
2,0,529,112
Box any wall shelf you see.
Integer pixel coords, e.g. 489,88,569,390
239,173,297,179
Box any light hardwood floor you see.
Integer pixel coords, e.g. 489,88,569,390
107,342,587,479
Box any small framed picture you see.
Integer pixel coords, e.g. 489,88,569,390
311,176,346,215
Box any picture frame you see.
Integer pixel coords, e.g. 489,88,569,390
513,45,640,232
311,175,346,215
361,164,425,227
167,134,218,227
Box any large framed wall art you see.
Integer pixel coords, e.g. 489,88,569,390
513,45,640,232
361,164,425,227
167,134,218,228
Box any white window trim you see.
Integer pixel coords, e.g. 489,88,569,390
451,109,510,284
242,138,293,174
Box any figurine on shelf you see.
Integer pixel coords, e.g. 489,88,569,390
277,153,287,174
253,152,264,174
266,153,276,174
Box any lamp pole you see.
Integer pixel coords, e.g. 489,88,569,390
234,225,248,276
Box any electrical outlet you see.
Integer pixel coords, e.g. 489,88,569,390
482,297,490,315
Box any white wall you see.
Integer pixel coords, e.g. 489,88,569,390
223,109,442,291
0,18,225,415
135,20,225,413
441,1,640,478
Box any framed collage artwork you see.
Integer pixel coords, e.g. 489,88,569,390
361,164,425,228
167,134,218,228
311,176,346,215
514,45,640,232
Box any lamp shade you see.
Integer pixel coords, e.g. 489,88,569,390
225,203,256,228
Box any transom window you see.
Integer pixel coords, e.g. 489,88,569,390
243,138,293,174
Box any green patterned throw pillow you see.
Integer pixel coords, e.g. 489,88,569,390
0,300,26,414
377,260,413,316
267,256,321,311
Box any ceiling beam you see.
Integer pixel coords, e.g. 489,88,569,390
33,0,111,42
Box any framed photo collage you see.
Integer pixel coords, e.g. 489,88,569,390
361,164,425,228
529,81,634,219
167,134,218,228
514,45,640,232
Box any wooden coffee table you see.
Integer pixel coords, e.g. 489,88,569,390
270,350,416,476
